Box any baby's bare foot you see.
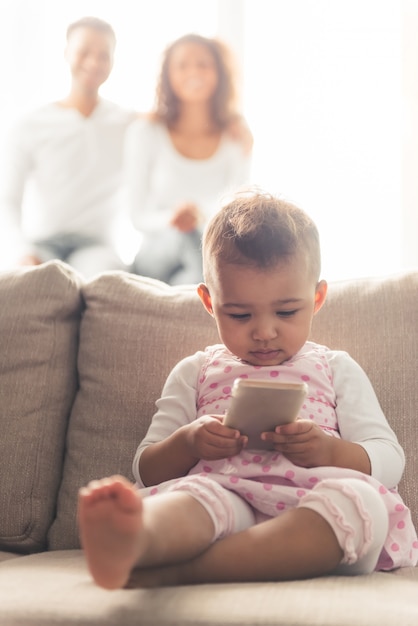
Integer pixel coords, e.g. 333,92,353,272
78,475,144,589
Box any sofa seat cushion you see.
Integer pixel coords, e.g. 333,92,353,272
0,551,21,564
0,261,83,553
0,551,416,625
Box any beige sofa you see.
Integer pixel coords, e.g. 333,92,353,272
0,260,417,626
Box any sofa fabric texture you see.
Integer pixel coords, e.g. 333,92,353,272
49,272,219,549
0,262,83,553
0,260,417,625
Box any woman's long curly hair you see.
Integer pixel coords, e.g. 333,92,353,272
153,33,239,130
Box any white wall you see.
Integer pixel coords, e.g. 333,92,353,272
402,0,418,269
242,0,402,281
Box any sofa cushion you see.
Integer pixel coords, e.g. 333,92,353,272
48,273,219,549
0,552,21,565
48,269,418,550
0,261,83,552
311,270,418,530
0,551,417,625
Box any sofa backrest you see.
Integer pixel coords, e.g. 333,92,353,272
0,262,416,554
48,270,220,549
49,267,418,550
311,271,418,533
0,262,83,553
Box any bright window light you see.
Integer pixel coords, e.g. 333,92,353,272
0,0,404,280
243,0,401,281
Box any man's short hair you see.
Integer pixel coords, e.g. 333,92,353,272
66,16,116,43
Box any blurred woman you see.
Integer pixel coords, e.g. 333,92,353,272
125,33,252,285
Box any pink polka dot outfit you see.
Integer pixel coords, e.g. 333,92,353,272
134,342,418,572
196,342,339,435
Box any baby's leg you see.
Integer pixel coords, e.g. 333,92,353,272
128,506,342,587
78,476,143,589
129,477,387,587
301,478,389,575
78,475,217,589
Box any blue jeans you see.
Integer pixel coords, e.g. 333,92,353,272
32,233,126,278
132,228,203,285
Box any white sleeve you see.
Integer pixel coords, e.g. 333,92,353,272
124,119,172,232
328,350,405,488
224,140,252,190
201,138,252,223
132,351,205,486
0,121,32,251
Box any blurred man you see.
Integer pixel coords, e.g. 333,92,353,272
0,16,136,277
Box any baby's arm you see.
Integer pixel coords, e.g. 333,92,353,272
263,351,404,487
133,353,244,488
265,419,371,474
328,351,404,487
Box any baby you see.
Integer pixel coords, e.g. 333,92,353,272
78,190,418,589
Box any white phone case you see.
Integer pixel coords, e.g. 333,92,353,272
224,378,308,450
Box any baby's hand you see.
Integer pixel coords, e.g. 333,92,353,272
186,415,247,461
261,420,334,467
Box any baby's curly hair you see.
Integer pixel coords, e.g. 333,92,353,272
202,190,321,283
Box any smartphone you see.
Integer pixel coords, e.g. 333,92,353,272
224,378,308,450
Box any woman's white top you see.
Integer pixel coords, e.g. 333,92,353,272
124,118,252,233
0,100,136,247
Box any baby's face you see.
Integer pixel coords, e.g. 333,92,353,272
205,258,324,366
